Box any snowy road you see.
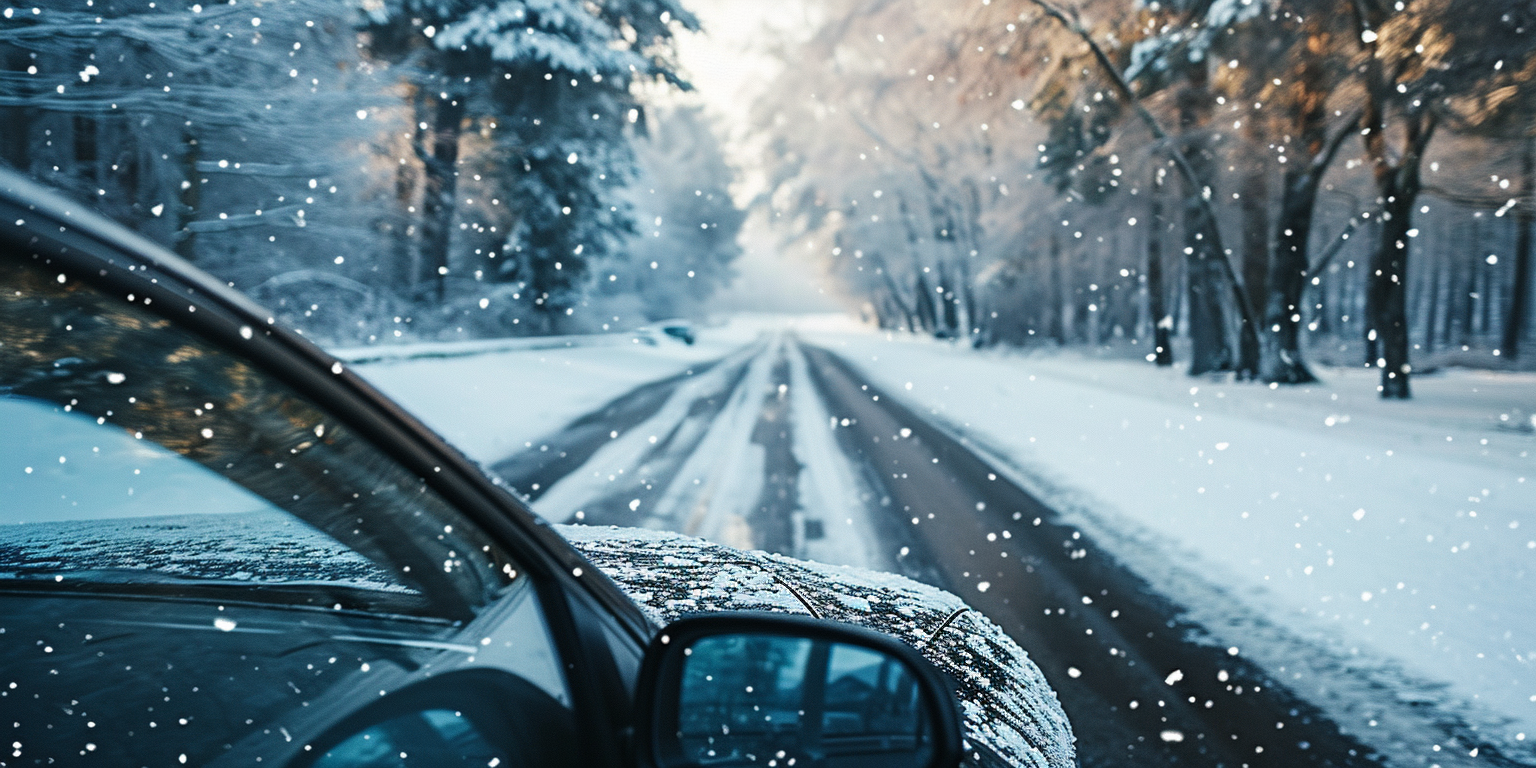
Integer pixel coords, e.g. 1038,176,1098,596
484,332,1385,767
492,334,901,573
351,322,1534,768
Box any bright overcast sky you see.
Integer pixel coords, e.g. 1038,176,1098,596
671,0,845,315
671,0,813,125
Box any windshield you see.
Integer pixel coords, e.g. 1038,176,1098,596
3,0,1533,766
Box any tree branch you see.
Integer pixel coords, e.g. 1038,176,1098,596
1021,0,1259,360
1306,207,1375,280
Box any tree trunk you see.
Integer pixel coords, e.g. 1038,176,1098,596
1177,68,1234,375
1355,5,1438,398
417,83,466,305
1261,163,1322,383
1454,220,1476,347
1241,152,1270,318
1423,247,1441,356
939,265,960,337
870,253,916,331
393,85,427,297
1504,139,1533,358
914,270,938,333
1365,115,1433,399
1047,233,1065,344
1475,244,1490,338
958,255,981,341
1147,173,1174,366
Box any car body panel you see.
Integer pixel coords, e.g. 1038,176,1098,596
559,524,1076,768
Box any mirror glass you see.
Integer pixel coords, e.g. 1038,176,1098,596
673,634,936,767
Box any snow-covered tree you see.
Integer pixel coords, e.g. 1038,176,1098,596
601,104,743,321
0,0,400,339
360,0,700,329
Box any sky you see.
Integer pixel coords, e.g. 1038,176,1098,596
666,0,845,315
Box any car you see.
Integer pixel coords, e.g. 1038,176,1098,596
633,320,697,346
0,170,1072,767
656,320,697,346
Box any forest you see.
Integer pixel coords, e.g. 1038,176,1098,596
5,0,1536,400
0,0,742,342
753,0,1536,398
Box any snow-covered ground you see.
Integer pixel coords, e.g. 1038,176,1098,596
340,330,743,462
803,322,1536,758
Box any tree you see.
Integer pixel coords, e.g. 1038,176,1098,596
360,0,700,323
1221,4,1359,384
1349,0,1536,396
604,104,744,320
0,0,392,321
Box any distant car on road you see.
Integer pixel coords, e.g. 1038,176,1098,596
0,170,1070,768
635,319,697,345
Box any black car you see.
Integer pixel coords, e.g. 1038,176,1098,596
0,170,964,768
0,171,1069,767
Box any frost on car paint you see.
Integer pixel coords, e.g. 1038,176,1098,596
559,523,1076,768
0,509,413,593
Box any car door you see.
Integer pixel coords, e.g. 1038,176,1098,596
0,177,645,767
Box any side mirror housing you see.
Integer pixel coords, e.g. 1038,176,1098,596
634,612,962,768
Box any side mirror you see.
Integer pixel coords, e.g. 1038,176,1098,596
634,613,962,768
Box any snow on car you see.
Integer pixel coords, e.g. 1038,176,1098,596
561,524,1075,768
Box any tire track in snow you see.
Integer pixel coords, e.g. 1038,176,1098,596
491,334,902,571
488,359,723,499
493,339,760,525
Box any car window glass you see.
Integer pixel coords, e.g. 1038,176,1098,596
0,257,513,613
0,254,567,767
0,395,408,592
309,709,507,768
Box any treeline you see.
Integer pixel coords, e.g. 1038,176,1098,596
755,0,1536,397
0,0,741,343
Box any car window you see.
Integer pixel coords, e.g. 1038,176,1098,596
0,257,512,613
310,709,507,768
0,394,417,594
0,254,566,767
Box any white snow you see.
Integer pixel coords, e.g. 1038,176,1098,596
804,324,1536,753
337,330,740,463
347,321,890,573
785,340,890,570
532,337,772,541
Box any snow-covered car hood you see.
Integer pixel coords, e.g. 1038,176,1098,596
557,524,1075,768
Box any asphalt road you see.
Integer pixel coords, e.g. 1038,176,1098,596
799,343,1379,768
495,336,1383,768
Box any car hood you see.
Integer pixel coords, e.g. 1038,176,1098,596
557,524,1075,768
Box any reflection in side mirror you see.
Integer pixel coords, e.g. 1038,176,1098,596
637,613,962,768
